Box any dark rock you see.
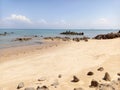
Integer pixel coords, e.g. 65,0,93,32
37,86,49,90
74,87,84,90
84,39,88,42
90,79,99,87
97,67,104,71
60,31,84,35
15,37,32,41
118,78,120,81
87,71,94,76
34,35,38,37
118,30,120,33
83,36,89,42
17,82,24,89
71,76,79,82
117,73,120,76
103,72,111,81
93,31,120,39
62,37,71,41
24,87,35,90
73,38,80,42
58,74,62,78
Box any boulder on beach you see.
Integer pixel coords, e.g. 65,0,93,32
71,76,79,82
17,82,24,89
97,67,104,71
117,73,120,76
73,38,80,42
58,74,62,78
37,85,49,90
93,31,120,39
103,72,111,81
89,79,99,88
87,71,94,76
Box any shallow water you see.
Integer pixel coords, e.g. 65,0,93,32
0,29,118,49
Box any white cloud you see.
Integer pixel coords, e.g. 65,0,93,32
5,14,32,24
1,15,119,29
97,18,110,25
38,19,47,24
60,19,66,24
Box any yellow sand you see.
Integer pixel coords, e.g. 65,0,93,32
0,38,120,90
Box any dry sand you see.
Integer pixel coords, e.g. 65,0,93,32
0,38,120,90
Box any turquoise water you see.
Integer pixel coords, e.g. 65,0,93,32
0,29,118,49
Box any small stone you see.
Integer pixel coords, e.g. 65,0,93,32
87,71,94,76
58,74,62,78
103,72,111,81
71,76,79,82
117,73,120,76
37,86,49,90
118,78,120,81
97,67,104,71
38,77,46,81
89,79,99,87
74,87,84,90
24,87,35,90
17,82,24,89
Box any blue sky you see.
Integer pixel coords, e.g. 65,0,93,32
0,0,120,29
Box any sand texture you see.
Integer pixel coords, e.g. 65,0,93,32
0,38,120,90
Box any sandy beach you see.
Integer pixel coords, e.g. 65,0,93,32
0,38,120,90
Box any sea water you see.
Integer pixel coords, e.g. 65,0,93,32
0,29,118,49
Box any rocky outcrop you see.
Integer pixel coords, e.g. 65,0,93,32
44,37,71,41
93,31,120,39
73,37,89,42
60,31,84,35
0,32,14,36
15,37,32,41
